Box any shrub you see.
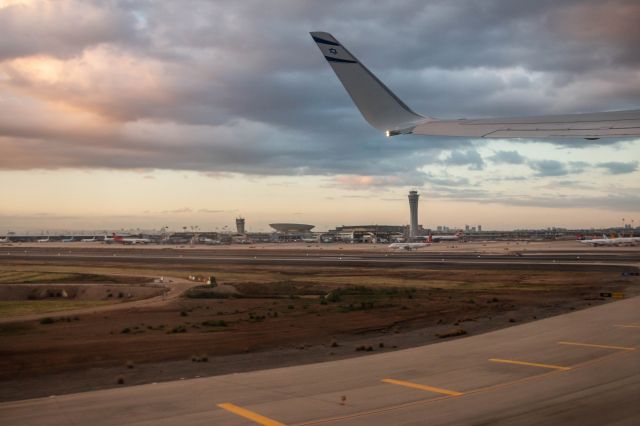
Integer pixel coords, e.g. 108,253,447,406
121,327,131,334
126,360,134,369
249,314,265,322
185,287,233,299
116,375,125,385
40,317,55,325
201,320,227,327
326,290,342,303
191,354,209,362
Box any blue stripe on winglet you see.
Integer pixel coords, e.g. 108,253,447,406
313,36,340,46
325,56,357,63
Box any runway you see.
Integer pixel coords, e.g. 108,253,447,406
1,296,638,425
1,246,639,272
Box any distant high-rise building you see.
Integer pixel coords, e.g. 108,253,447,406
465,224,470,232
478,225,482,232
236,217,245,235
408,191,420,238
437,226,443,232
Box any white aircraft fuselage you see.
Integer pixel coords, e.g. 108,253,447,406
388,242,431,251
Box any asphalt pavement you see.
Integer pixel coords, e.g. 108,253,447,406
1,246,639,272
1,296,638,425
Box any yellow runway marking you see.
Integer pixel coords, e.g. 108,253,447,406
382,378,463,396
489,358,570,371
218,403,286,426
558,341,636,351
295,350,633,425
615,324,640,329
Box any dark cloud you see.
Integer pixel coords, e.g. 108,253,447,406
427,187,640,211
443,149,485,170
567,161,590,174
597,161,638,174
489,150,526,165
493,193,640,211
526,159,589,177
528,160,569,177
0,1,143,60
0,0,638,183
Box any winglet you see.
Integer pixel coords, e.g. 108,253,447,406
310,32,426,134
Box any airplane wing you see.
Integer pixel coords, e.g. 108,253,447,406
310,32,640,140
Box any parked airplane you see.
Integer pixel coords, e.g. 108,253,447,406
389,235,432,251
617,236,640,245
81,237,97,242
235,238,254,244
201,237,223,245
107,234,151,245
37,237,50,242
311,32,640,140
62,236,74,243
0,237,10,244
579,234,640,246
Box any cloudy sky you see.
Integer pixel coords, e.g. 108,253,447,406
1,0,639,233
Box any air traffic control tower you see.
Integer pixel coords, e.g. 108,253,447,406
408,190,419,238
236,217,245,235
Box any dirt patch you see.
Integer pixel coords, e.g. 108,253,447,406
0,270,149,285
0,284,163,302
0,301,116,318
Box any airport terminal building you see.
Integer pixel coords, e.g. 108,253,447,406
326,225,415,243
269,223,315,242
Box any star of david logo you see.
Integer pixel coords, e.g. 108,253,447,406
329,48,338,55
